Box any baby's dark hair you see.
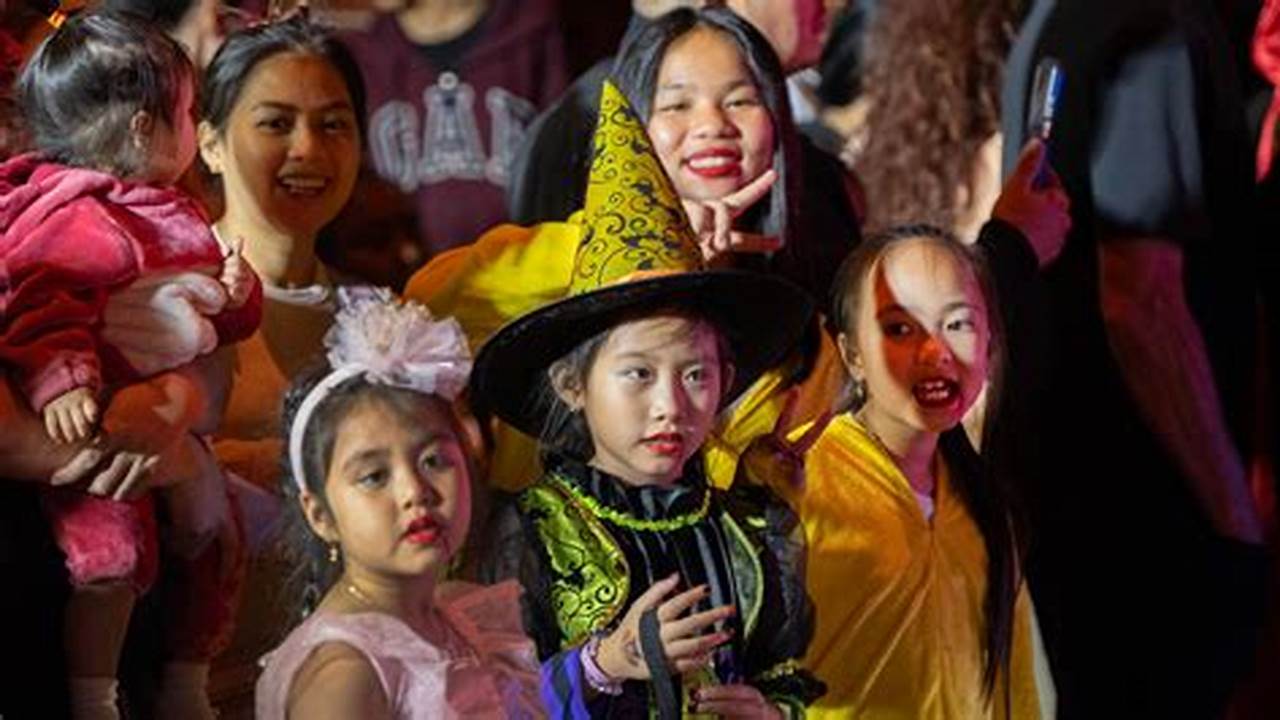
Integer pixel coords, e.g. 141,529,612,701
17,9,193,177
201,13,367,140
534,310,734,464
277,362,469,618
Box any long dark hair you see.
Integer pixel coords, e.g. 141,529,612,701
611,7,818,294
200,13,367,140
830,224,1021,701
17,9,194,177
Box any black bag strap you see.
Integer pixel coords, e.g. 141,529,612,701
639,607,680,719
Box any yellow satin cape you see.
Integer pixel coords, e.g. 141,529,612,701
746,413,1050,719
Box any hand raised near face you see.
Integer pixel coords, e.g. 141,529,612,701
682,170,783,266
991,139,1072,268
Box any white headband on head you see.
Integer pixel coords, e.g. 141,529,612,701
287,286,472,492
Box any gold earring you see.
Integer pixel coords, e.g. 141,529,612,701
328,544,340,564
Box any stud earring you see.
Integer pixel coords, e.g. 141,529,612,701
850,376,868,408
327,543,340,564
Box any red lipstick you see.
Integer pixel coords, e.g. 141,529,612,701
403,515,441,545
643,432,684,457
684,148,742,179
912,377,961,410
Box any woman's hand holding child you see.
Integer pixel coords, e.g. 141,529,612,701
55,372,205,500
220,236,254,309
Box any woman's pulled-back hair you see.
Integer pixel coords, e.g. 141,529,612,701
277,363,464,619
17,10,193,177
829,224,1019,702
610,7,813,291
201,13,367,139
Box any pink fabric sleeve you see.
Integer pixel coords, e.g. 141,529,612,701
0,195,141,410
1,285,109,411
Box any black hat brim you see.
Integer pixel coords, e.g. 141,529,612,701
470,270,815,438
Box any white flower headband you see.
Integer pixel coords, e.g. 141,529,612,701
288,286,472,492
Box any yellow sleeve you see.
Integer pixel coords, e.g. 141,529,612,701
702,324,847,491
402,218,583,353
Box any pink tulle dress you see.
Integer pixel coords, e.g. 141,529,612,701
256,580,544,719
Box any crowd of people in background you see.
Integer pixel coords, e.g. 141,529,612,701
0,0,1277,718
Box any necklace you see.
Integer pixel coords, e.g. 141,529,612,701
344,582,373,606
549,472,711,532
852,410,896,461
854,411,939,504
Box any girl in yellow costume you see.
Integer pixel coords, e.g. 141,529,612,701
747,224,1054,719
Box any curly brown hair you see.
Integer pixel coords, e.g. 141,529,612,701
855,0,1020,233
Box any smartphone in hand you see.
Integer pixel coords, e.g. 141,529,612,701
1027,57,1064,187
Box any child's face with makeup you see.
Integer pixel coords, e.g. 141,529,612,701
842,238,991,436
566,314,728,487
314,394,471,582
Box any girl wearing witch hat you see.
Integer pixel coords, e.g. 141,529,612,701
471,82,824,718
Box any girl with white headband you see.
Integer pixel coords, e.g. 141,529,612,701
255,287,542,719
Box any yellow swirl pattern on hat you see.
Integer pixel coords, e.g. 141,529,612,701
571,81,702,295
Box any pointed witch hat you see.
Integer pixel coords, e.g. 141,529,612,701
470,81,813,437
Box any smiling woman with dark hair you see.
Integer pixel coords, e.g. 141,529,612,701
509,3,862,300
604,6,856,300
198,14,367,481
189,17,370,708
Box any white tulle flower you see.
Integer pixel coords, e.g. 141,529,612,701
324,286,472,401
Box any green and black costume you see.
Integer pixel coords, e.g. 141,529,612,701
481,454,824,717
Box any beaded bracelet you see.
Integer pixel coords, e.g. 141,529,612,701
580,634,624,696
